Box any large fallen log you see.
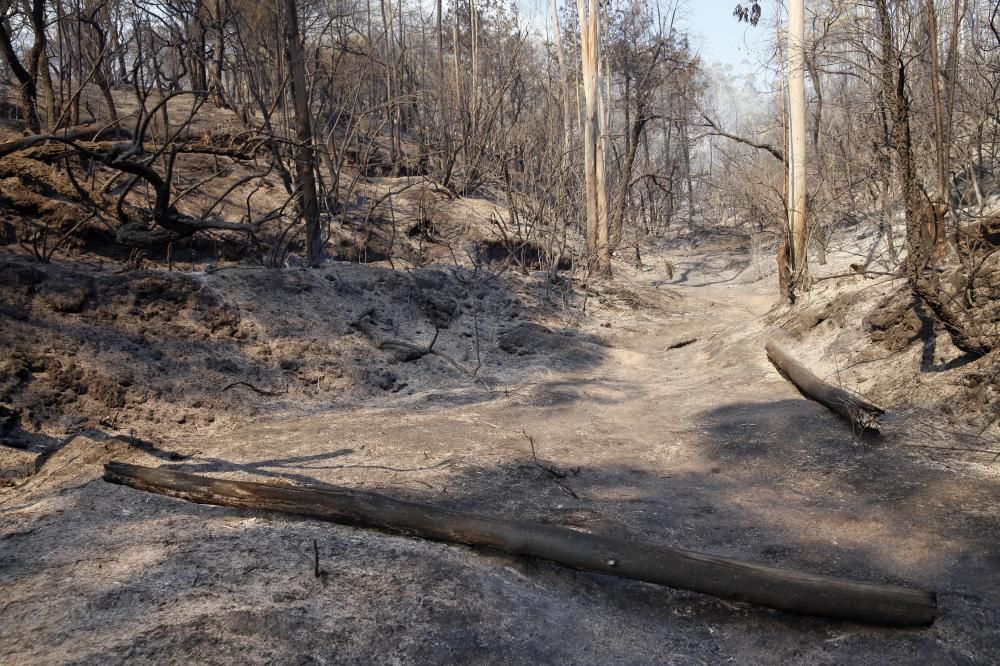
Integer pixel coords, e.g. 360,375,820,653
0,123,132,158
765,340,885,432
103,462,935,627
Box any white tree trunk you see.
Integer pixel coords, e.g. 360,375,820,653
550,0,572,167
787,0,809,289
577,0,610,275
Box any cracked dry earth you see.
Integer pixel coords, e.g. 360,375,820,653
2,249,999,665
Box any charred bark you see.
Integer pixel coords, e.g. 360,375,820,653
283,0,323,266
766,340,885,432
103,462,936,627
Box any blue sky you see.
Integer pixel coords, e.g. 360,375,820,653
683,1,773,74
517,0,774,77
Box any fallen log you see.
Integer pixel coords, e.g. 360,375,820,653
765,340,885,432
103,462,935,627
0,123,132,158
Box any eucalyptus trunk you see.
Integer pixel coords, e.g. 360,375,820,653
577,0,610,275
786,0,810,294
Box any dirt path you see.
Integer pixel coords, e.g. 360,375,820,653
2,247,998,664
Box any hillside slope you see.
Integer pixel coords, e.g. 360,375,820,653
2,236,998,663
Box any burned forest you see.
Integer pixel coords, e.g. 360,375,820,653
1,0,998,663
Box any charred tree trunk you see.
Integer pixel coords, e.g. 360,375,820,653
189,0,208,91
79,13,119,124
875,0,925,278
103,462,937,627
283,0,322,266
766,340,885,432
613,112,644,247
925,0,947,264
0,0,47,133
211,0,229,107
875,0,991,356
612,41,661,249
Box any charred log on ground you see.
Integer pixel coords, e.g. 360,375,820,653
104,461,936,627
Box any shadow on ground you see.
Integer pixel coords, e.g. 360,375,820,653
2,396,997,663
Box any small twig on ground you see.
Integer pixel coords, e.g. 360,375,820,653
665,337,698,351
812,269,895,282
896,442,1000,458
523,429,565,478
522,429,579,498
313,539,325,578
99,410,121,429
472,302,482,376
351,310,492,389
976,413,999,438
428,323,440,352
908,416,1000,445
555,483,580,499
834,356,861,442
222,381,289,396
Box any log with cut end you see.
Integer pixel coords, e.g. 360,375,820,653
766,340,885,432
103,462,935,627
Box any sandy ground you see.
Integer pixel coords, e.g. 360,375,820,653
2,241,999,664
